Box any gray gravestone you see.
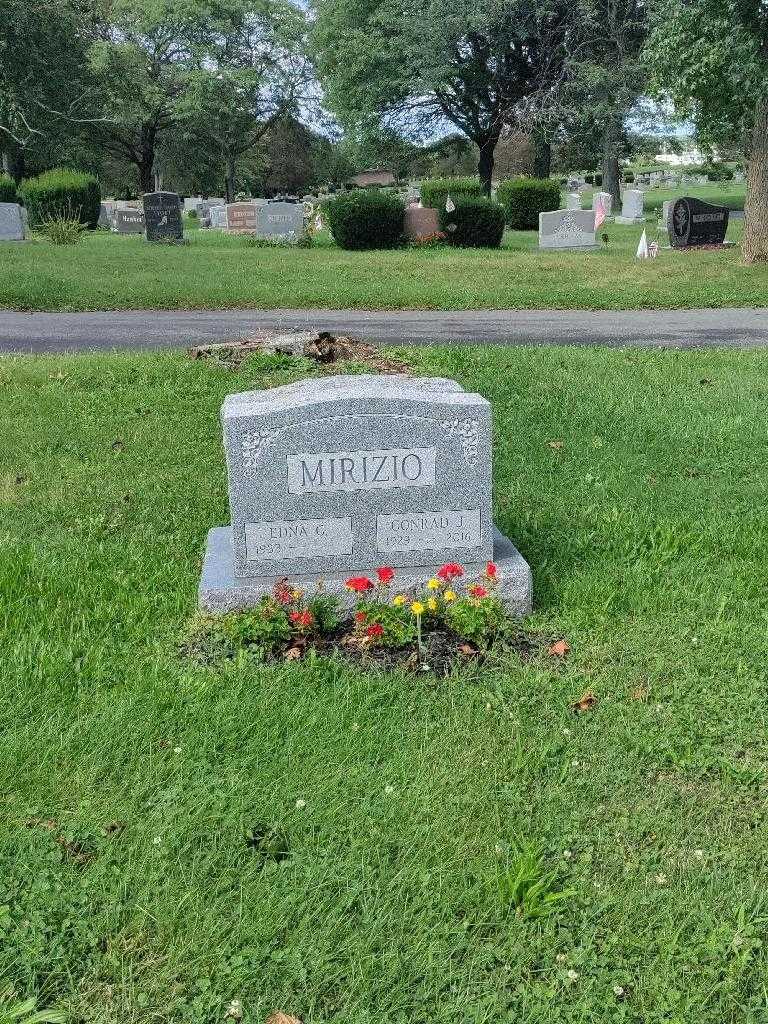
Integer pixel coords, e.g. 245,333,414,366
112,208,146,234
539,209,598,250
98,201,116,229
565,192,581,211
143,191,183,242
592,191,613,217
199,374,531,615
615,189,645,225
209,205,227,229
0,202,26,241
255,201,304,240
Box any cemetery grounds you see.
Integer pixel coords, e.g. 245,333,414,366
2,342,767,1023
1,185,766,312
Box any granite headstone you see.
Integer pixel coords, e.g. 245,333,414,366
404,206,441,241
143,191,183,242
199,374,532,615
112,208,146,234
668,196,729,248
592,191,613,217
255,201,304,240
0,202,26,241
539,209,598,250
565,192,581,211
615,189,645,225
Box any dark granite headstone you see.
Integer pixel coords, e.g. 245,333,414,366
668,197,729,249
143,191,183,242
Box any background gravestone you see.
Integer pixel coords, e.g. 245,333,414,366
592,191,613,217
209,205,227,229
225,201,266,233
143,191,183,242
615,189,645,225
539,209,598,250
667,196,729,248
565,192,581,211
0,203,26,241
112,208,145,234
255,201,304,240
404,207,440,241
199,374,532,615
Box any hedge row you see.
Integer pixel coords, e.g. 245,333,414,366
324,188,506,249
496,177,560,229
420,176,483,211
20,168,101,228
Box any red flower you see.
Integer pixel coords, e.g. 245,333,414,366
376,566,395,584
485,561,498,580
354,611,367,624
437,563,464,582
345,576,374,593
366,623,384,638
273,579,293,605
289,610,314,628
468,584,488,598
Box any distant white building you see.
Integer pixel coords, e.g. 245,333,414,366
655,143,710,166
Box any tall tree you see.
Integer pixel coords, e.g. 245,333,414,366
88,0,215,192
313,0,572,193
648,0,768,262
0,0,103,179
183,0,310,202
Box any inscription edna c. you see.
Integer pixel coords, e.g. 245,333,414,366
287,446,436,494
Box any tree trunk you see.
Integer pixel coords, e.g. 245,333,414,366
477,134,498,195
532,132,551,179
1,152,9,175
135,122,157,194
137,159,154,194
601,118,622,208
743,98,768,264
225,153,237,203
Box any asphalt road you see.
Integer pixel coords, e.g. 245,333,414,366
1,307,768,353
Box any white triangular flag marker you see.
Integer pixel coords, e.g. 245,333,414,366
445,194,455,212
636,228,649,259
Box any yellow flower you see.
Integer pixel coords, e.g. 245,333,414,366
410,601,425,616
426,578,441,590
292,588,304,600
392,594,407,607
444,589,457,602
427,597,438,612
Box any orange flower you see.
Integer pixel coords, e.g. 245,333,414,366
468,584,488,598
354,610,367,624
346,576,374,593
485,561,498,580
376,566,395,584
289,609,314,628
437,563,464,582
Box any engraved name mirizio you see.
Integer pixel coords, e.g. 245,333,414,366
287,446,436,494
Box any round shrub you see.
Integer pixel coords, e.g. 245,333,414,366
624,171,635,183
0,174,18,204
20,168,101,229
325,190,404,249
420,176,482,212
496,176,561,229
439,196,505,247
704,163,734,182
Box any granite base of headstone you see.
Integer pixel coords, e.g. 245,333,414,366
667,196,729,248
615,189,645,225
199,374,532,617
539,209,598,250
404,206,440,241
143,191,183,242
0,202,27,241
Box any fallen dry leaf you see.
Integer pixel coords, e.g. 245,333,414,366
25,817,58,831
548,639,571,658
103,820,126,836
457,643,477,656
572,690,597,713
265,1014,303,1024
284,647,303,662
631,686,648,702
548,440,564,450
56,836,96,866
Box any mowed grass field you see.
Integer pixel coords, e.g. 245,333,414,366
0,204,763,313
3,346,768,1023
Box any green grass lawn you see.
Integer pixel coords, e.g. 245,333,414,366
0,205,764,313
3,346,768,1023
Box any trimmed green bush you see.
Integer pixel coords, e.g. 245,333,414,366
624,171,635,183
325,190,404,249
704,163,734,182
439,196,505,248
420,176,482,212
496,177,561,229
0,174,18,204
20,168,101,229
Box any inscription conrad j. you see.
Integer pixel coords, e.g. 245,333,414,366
287,446,436,495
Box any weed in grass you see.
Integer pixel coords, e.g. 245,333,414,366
496,843,576,921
